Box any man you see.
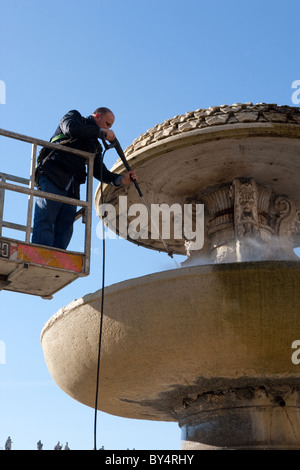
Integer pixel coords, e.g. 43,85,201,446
32,107,136,250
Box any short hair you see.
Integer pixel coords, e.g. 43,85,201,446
93,107,114,116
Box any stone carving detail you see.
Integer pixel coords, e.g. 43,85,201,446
274,196,300,259
185,177,300,264
125,103,300,157
230,178,277,262
231,179,261,261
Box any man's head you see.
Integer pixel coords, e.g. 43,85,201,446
92,107,115,130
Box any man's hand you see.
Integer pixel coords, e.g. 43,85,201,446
100,128,115,142
121,170,137,185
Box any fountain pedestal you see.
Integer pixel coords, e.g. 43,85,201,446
180,386,300,450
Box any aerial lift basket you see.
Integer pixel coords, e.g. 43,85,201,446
0,128,95,299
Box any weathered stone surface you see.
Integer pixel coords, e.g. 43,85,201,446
227,115,239,124
235,111,259,123
205,114,229,125
178,120,199,132
180,385,300,449
291,114,300,123
153,126,175,140
124,103,300,157
263,111,288,122
41,261,300,424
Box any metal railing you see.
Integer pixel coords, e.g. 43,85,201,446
0,128,95,274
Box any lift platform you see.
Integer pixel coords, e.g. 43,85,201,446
0,128,95,299
0,237,86,299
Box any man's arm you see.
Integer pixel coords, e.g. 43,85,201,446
93,142,137,186
93,152,122,186
59,110,100,140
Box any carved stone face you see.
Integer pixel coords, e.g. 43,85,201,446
239,184,255,219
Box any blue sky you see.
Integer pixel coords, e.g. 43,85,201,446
0,0,299,450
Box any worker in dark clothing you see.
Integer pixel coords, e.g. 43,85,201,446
32,107,136,250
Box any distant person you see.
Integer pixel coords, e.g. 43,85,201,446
32,107,136,250
5,436,12,450
37,440,43,450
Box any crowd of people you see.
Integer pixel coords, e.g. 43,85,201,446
2,436,70,450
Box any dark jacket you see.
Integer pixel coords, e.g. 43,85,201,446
39,110,121,198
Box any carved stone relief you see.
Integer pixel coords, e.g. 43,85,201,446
184,177,300,264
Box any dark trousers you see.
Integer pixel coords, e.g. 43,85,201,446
32,174,77,250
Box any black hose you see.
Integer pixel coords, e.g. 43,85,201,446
93,149,106,451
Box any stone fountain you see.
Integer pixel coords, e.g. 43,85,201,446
41,103,300,449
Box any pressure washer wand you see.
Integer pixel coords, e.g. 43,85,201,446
110,138,144,198
100,134,176,261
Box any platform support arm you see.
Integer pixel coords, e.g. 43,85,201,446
25,143,37,243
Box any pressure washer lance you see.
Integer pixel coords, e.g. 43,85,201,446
100,133,179,265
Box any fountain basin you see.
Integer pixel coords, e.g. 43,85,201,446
41,260,300,422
